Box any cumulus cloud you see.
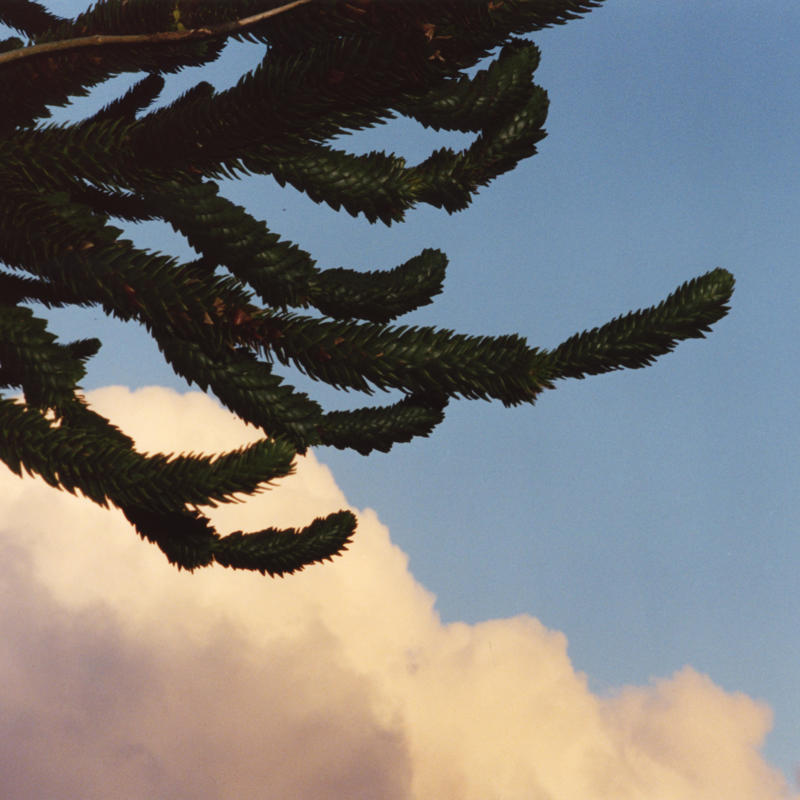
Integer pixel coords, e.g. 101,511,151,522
0,386,794,800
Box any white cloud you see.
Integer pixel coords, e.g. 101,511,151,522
0,386,794,799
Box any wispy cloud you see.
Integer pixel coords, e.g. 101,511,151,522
0,386,794,799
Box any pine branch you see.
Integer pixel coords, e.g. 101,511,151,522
260,144,415,225
400,40,543,134
543,269,735,380
0,1,63,38
145,179,317,308
0,397,297,510
0,305,96,411
122,505,219,570
157,337,323,450
212,510,356,576
0,0,313,67
130,33,441,184
86,73,165,123
1,0,737,578
309,249,448,323
318,394,448,455
0,269,95,309
124,492,355,575
261,313,552,404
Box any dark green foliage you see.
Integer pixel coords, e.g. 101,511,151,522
0,0,733,576
212,511,357,576
87,73,166,123
309,249,448,323
0,2,61,38
544,269,735,380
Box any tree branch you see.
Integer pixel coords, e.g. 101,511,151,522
0,0,313,67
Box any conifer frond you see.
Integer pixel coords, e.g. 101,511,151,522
86,73,165,123
544,269,735,380
213,510,356,576
262,144,414,225
401,40,543,134
310,249,448,323
263,313,551,404
122,505,220,570
0,2,60,37
0,305,94,410
158,337,322,449
318,394,448,455
146,179,317,308
125,502,354,575
0,397,296,510
1,0,734,576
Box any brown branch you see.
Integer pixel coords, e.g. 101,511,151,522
0,0,314,67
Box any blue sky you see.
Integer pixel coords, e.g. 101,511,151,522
4,1,799,791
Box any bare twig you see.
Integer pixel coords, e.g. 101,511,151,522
0,0,314,67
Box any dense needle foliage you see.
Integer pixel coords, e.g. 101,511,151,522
0,0,733,575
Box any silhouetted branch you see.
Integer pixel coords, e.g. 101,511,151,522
0,0,312,67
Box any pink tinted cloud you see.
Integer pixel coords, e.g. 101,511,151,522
0,386,794,799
